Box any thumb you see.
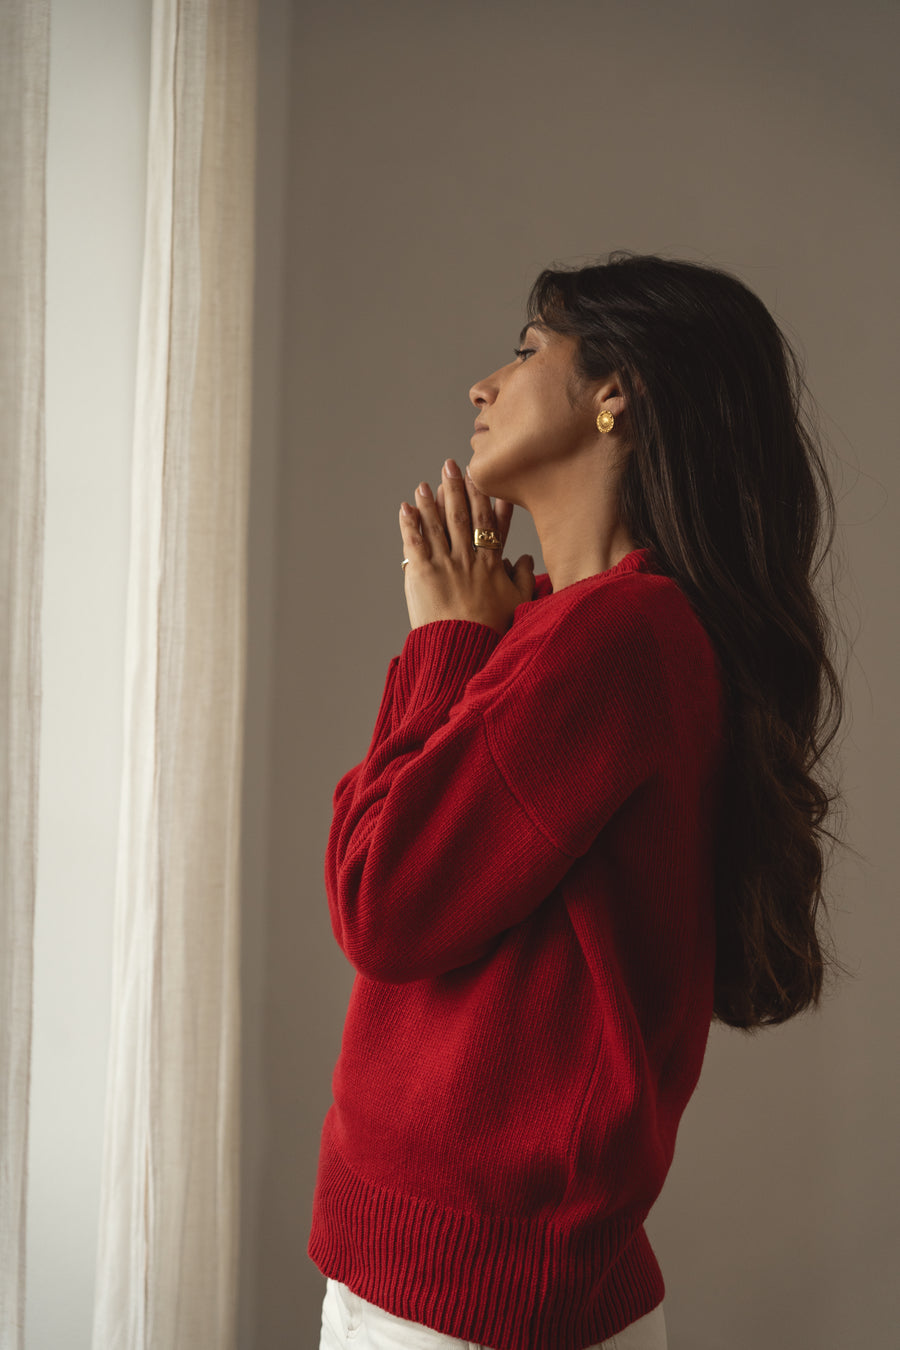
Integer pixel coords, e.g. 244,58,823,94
513,553,536,599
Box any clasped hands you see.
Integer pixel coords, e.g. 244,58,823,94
399,458,536,638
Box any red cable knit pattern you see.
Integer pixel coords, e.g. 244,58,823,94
308,547,727,1350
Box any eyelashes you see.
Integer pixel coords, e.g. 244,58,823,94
512,347,536,361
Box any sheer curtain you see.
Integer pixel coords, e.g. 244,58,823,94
90,1,258,1347
0,4,50,1347
0,0,258,1345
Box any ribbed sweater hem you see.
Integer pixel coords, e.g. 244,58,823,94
307,1120,665,1350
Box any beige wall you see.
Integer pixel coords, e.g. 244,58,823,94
249,2,898,1348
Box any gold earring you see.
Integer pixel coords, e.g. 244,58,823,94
596,410,615,433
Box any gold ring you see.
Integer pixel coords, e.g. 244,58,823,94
473,528,502,550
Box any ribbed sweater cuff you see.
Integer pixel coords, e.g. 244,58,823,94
396,618,501,718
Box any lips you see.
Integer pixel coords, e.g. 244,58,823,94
473,422,489,432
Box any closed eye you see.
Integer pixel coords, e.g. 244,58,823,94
513,347,535,361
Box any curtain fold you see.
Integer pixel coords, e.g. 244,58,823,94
91,2,258,1346
0,4,50,1348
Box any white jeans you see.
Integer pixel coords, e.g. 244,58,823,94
319,1277,668,1350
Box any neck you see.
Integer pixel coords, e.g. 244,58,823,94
532,497,639,594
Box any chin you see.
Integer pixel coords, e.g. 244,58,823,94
469,456,496,494
467,467,496,499
466,458,503,496
470,470,526,512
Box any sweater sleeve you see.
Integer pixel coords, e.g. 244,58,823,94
325,595,667,983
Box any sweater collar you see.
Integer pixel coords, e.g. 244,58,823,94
525,545,658,607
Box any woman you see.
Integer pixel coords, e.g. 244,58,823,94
309,252,849,1350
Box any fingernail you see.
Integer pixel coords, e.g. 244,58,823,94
401,502,414,516
444,458,461,478
417,481,432,499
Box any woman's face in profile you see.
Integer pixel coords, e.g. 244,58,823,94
466,324,600,505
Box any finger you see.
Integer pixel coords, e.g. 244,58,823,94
398,501,428,565
464,467,502,557
434,481,448,536
414,480,450,558
439,459,475,555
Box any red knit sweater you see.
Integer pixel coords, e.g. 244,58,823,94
308,546,727,1350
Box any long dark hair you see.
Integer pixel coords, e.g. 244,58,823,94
525,250,855,1031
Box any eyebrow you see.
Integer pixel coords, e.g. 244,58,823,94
518,320,550,345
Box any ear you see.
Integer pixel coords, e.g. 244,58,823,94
594,367,645,421
593,391,628,423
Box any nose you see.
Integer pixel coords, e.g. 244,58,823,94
470,351,515,409
468,374,494,410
